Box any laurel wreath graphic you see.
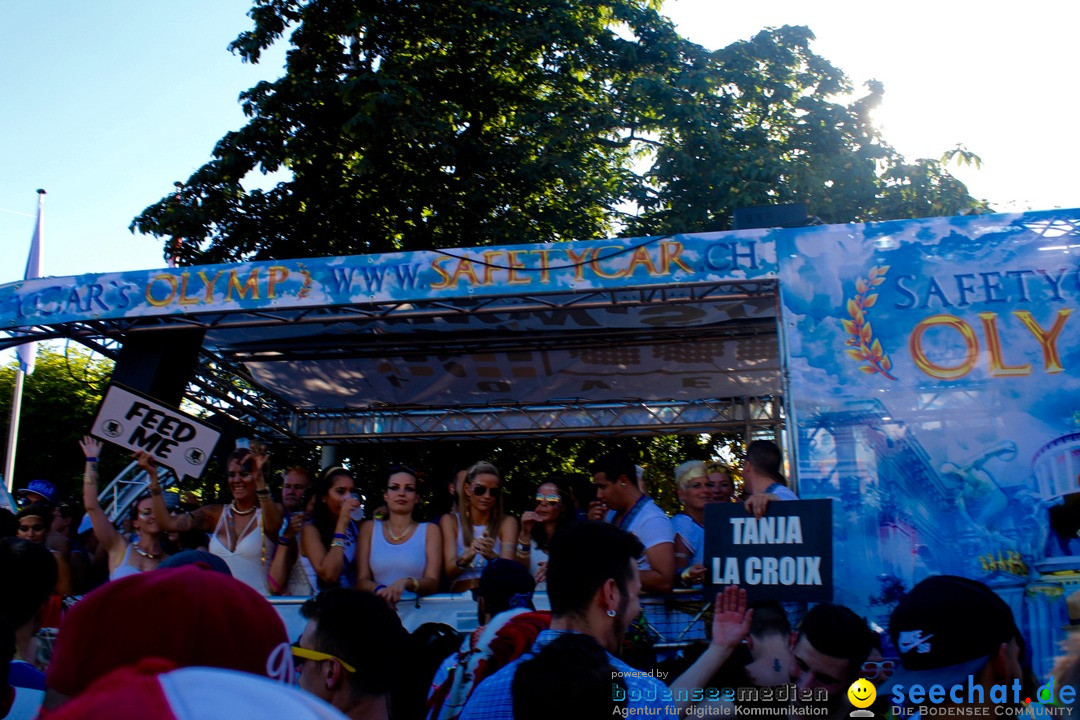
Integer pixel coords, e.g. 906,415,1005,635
842,265,897,380
297,263,313,299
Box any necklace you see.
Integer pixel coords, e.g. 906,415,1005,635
231,502,256,516
133,544,162,560
388,521,414,541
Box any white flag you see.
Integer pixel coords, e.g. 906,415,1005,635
15,191,44,375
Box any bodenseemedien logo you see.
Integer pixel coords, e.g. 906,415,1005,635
890,676,1076,716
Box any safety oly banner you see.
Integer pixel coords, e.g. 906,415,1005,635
91,385,220,479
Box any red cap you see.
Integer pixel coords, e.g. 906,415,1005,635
46,564,291,698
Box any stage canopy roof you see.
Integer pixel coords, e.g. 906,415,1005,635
0,228,787,442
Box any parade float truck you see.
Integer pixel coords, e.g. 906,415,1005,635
2,208,1079,677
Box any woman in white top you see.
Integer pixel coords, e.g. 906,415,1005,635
81,436,165,580
356,466,441,608
440,461,518,593
672,459,714,587
515,477,575,588
147,446,280,593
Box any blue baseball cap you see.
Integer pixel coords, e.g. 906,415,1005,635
17,479,59,505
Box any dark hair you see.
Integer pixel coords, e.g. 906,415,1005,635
512,633,626,719
0,537,58,628
16,502,52,528
529,476,576,553
311,466,355,549
798,603,873,681
589,452,637,487
546,521,643,619
300,589,407,701
749,600,791,639
746,440,785,485
128,493,154,523
478,559,536,618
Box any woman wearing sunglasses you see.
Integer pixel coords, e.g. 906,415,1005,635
80,435,167,580
440,461,518,593
356,466,441,608
516,477,575,588
144,444,281,594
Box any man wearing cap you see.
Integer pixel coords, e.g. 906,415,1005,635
885,575,1026,714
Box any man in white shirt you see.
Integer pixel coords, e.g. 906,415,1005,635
587,452,675,594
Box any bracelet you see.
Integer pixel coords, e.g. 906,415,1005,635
517,542,530,553
332,532,348,540
406,577,417,592
255,488,271,499
330,539,346,549
277,536,294,546
83,479,95,486
457,556,472,569
149,487,163,496
85,457,99,463
374,584,387,593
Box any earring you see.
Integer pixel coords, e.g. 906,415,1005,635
619,482,627,487
606,609,617,618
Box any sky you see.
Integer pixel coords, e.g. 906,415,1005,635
1,1,1078,284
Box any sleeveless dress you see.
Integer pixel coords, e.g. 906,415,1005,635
109,544,143,582
369,520,428,597
209,506,267,593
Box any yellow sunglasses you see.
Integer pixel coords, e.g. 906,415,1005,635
291,645,356,673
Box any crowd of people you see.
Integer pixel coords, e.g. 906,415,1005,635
2,436,1076,719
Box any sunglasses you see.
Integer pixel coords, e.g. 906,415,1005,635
291,645,356,673
535,493,561,504
859,660,895,679
470,485,500,497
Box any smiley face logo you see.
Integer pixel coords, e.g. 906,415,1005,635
847,678,876,709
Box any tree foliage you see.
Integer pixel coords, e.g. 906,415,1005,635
132,0,987,265
0,346,115,503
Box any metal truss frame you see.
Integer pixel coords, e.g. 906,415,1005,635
15,276,784,443
291,395,783,441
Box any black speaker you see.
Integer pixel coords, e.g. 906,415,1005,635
110,328,206,406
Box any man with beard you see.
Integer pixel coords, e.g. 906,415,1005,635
460,522,750,720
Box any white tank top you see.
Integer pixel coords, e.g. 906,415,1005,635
209,506,267,594
369,520,428,591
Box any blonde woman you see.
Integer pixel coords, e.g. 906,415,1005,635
439,461,518,593
672,460,714,587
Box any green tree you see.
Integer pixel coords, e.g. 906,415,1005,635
0,346,115,503
133,4,985,264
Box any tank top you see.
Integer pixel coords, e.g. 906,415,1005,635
300,520,358,593
109,543,143,582
455,520,502,585
369,520,428,592
209,506,267,594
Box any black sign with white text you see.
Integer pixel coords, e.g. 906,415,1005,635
705,499,833,603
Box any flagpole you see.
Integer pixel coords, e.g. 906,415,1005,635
4,370,23,494
5,189,45,494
